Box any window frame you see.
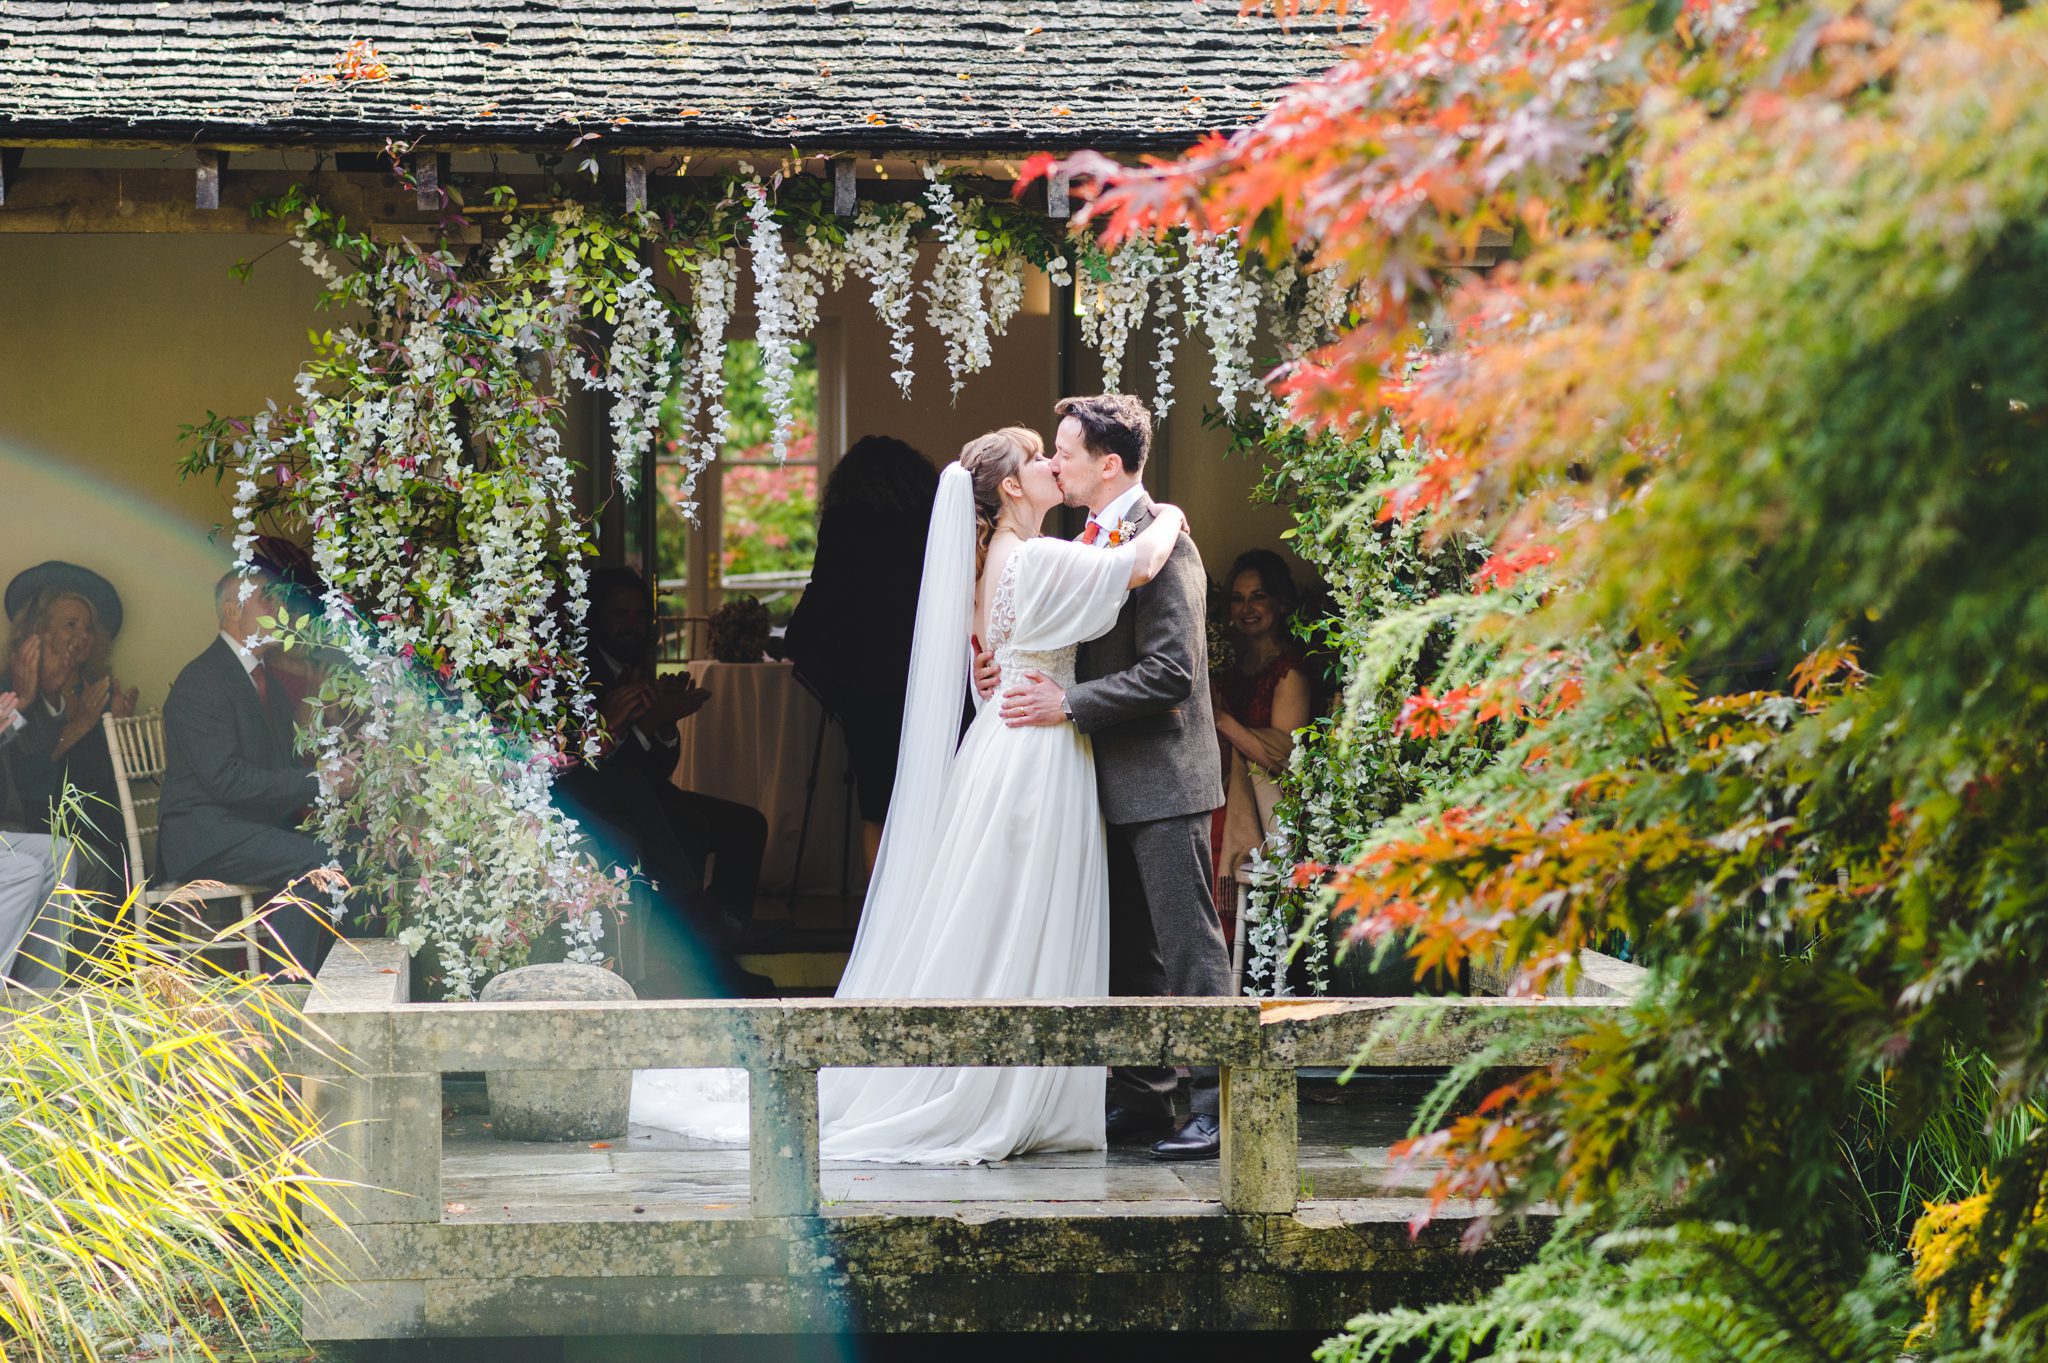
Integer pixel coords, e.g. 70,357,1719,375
657,316,844,655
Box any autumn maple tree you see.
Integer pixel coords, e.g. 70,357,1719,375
1045,0,2048,1350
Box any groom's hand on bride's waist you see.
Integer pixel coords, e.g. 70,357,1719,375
1000,670,1069,728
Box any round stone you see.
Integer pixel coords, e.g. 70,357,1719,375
479,963,637,1143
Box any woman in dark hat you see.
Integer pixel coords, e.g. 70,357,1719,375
3,562,136,877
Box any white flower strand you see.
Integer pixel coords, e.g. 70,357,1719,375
1188,228,1265,417
1078,238,1166,395
602,253,677,496
986,253,1027,338
785,223,846,340
668,247,737,521
844,206,922,398
1265,258,1357,364
746,183,801,461
922,167,994,400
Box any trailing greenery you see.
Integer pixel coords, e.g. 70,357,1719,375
1229,413,1489,996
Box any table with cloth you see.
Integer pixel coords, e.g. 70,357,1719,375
671,659,866,903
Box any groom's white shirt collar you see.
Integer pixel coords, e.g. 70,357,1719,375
1087,483,1149,543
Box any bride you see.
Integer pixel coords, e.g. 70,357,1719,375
630,426,1188,1163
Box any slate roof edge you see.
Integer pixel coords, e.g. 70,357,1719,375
0,116,1247,157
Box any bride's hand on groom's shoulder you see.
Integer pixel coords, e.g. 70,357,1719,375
1154,502,1191,536
973,640,1001,702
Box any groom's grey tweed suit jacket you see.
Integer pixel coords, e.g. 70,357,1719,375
1067,497,1226,826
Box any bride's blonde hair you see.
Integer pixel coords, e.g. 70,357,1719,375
958,426,1044,577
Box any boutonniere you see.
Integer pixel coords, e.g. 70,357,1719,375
1107,518,1138,547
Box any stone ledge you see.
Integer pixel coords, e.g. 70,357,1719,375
306,1205,1547,1340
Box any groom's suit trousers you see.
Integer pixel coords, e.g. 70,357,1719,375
1106,811,1232,1118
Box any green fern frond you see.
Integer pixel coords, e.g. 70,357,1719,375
1324,1221,1910,1363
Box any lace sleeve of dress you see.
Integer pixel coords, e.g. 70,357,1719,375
985,549,1024,655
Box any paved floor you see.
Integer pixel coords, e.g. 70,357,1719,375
439,1073,1444,1225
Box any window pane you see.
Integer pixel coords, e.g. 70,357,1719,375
718,338,819,623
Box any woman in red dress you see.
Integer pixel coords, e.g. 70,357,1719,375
1209,550,1313,939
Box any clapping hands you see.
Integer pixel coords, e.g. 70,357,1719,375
108,674,139,719
7,634,40,706
600,670,710,738
60,675,112,744
648,672,713,727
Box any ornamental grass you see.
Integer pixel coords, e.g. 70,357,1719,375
0,888,348,1362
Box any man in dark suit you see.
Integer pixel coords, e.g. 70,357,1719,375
994,395,1231,1160
158,570,337,975
554,568,771,997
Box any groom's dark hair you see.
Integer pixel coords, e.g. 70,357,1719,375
1055,394,1151,476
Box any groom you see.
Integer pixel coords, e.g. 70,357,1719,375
992,394,1231,1160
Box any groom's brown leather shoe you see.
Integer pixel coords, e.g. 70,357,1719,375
1150,1112,1220,1161
1105,1104,1176,1144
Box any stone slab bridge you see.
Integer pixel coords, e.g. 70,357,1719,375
296,940,1643,1349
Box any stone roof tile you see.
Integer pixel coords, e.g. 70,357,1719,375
0,1,1348,150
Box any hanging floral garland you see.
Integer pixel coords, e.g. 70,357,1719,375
1266,257,1359,365
183,188,665,997
181,165,1357,997
1186,228,1267,419
667,245,738,519
922,166,996,400
745,181,802,461
1076,235,1168,396
843,204,923,399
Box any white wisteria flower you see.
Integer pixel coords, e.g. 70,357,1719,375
844,205,922,397
746,183,802,461
1077,237,1167,395
669,246,739,520
603,254,679,495
1188,228,1265,417
922,166,994,400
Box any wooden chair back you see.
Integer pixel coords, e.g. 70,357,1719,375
101,710,167,889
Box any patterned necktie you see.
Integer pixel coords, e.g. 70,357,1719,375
250,660,270,707
1080,521,1102,546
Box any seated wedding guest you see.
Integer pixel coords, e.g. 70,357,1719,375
3,562,137,877
555,568,772,997
784,435,939,871
158,570,339,977
0,688,73,987
1210,550,1313,921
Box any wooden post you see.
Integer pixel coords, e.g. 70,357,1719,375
194,150,227,210
0,149,19,207
409,152,444,211
832,157,858,217
1045,167,1071,219
1220,1065,1298,1214
749,1067,821,1216
624,155,649,212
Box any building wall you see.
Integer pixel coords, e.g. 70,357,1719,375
0,233,316,703
0,231,1299,704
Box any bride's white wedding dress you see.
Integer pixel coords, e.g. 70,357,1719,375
630,468,1136,1164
